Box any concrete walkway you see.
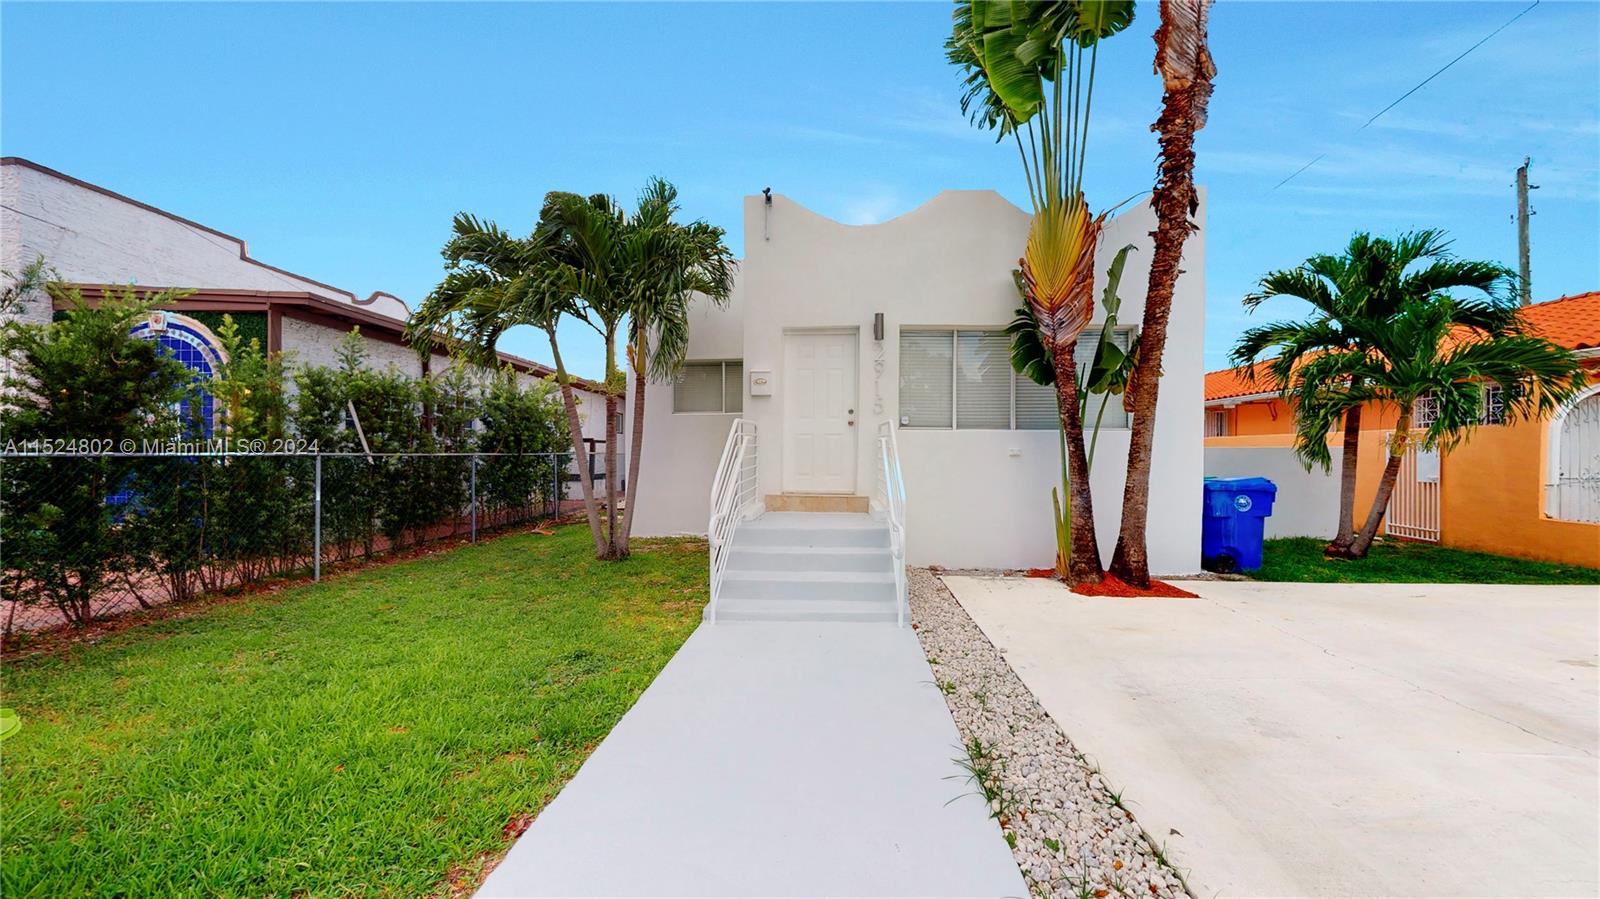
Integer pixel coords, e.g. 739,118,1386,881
477,622,1027,898
944,576,1600,898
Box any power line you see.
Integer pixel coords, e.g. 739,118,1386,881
1272,0,1540,191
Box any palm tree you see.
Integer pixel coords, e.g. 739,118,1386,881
617,179,738,555
948,0,1136,585
1285,291,1585,558
407,210,612,557
1106,0,1216,588
409,180,735,561
1231,230,1527,557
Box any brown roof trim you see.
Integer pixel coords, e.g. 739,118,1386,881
59,283,601,392
4,156,359,304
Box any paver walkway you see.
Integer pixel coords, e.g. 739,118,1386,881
477,621,1027,898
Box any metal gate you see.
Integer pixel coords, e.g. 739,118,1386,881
1385,431,1440,542
1549,391,1600,523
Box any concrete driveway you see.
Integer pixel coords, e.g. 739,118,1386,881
943,576,1599,898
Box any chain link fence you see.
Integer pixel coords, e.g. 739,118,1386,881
1,450,625,635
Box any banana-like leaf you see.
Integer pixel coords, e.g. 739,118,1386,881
976,4,1045,120
1072,0,1137,46
1007,302,1055,386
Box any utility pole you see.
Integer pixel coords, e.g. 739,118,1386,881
1515,157,1535,306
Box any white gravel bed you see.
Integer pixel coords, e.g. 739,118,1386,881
909,568,1190,899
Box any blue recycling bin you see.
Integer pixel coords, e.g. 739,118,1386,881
1201,477,1277,573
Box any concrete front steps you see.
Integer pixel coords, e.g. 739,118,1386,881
713,511,898,624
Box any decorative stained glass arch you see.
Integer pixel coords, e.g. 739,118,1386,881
129,311,229,436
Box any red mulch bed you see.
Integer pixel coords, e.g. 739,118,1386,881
1070,572,1197,599
1021,565,1198,598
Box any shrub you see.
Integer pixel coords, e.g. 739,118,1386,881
0,284,191,625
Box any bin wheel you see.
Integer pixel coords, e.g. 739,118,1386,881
1204,553,1238,575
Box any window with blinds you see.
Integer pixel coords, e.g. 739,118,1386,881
900,328,1135,430
673,361,743,414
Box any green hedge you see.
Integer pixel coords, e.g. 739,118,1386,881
2,289,570,629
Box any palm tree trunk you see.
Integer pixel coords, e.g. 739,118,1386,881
1348,410,1411,558
602,392,620,558
1325,404,1362,557
1108,0,1214,589
617,366,647,556
1053,346,1102,585
547,331,607,557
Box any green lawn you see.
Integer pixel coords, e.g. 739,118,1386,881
1254,537,1600,585
1,526,707,898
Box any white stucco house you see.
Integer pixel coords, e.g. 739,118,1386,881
0,157,608,432
628,189,1205,579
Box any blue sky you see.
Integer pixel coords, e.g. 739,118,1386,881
3,1,1596,378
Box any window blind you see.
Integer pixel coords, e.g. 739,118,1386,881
956,331,1011,429
899,327,1135,430
723,362,743,414
1075,330,1132,429
899,331,954,427
1015,376,1058,430
674,362,727,413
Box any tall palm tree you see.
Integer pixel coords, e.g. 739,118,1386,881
1286,291,1585,558
409,181,735,561
1231,230,1524,557
407,211,612,557
537,190,632,554
1107,0,1216,588
617,179,738,556
948,0,1136,585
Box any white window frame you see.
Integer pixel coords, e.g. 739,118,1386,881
898,327,1135,431
1413,383,1508,428
673,360,743,414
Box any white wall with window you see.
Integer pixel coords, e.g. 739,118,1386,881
628,188,1205,574
674,360,744,414
898,329,1134,431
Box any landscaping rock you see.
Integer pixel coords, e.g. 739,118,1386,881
908,568,1190,899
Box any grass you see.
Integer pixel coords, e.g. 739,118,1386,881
0,525,707,898
1254,537,1600,585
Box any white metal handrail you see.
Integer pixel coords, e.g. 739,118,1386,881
877,421,908,627
707,418,758,623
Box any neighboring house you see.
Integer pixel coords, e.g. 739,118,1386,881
0,157,608,436
628,190,1206,574
1204,291,1600,568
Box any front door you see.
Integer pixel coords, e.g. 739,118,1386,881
783,330,857,493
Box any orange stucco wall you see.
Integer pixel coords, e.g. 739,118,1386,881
1440,416,1600,567
1205,391,1600,568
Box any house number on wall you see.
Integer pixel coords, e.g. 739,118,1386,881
872,341,886,417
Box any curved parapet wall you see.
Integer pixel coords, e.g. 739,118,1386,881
630,186,1207,575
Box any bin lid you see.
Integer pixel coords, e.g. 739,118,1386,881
1203,476,1277,494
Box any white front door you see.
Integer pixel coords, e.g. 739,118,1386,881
783,331,857,493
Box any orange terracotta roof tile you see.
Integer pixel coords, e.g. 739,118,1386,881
1204,359,1278,402
1522,291,1600,351
1205,291,1599,404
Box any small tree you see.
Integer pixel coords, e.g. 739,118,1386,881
0,283,190,625
478,365,569,527
1007,246,1140,577
1231,230,1520,557
948,0,1138,585
1286,293,1585,558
